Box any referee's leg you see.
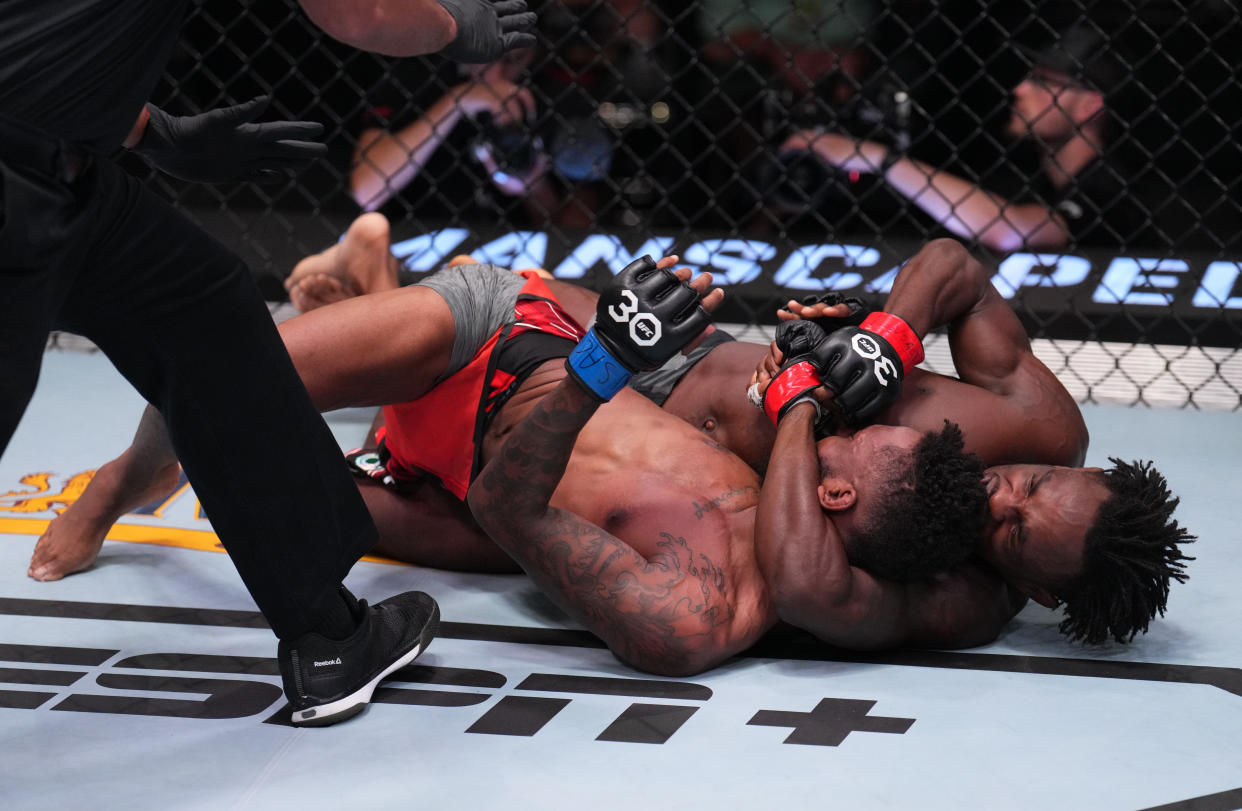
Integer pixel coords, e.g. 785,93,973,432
0,269,57,459
59,159,377,640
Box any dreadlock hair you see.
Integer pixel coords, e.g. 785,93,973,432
846,421,989,582
1058,458,1195,644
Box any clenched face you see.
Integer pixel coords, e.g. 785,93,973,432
979,464,1110,604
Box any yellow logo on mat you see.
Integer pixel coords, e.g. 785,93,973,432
0,469,403,565
0,471,96,514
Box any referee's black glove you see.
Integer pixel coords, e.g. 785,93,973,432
437,0,537,63
132,96,326,184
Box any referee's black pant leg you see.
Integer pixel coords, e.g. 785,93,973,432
0,267,57,460
59,161,379,639
0,149,75,460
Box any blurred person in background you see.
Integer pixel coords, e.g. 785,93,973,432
690,0,880,227
780,23,1155,253
351,0,669,230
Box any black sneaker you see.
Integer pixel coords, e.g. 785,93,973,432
278,590,439,726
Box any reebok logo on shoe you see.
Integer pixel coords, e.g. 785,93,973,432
278,590,439,726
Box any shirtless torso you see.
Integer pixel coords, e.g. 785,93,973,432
349,242,1084,666
27,240,1086,671
460,274,776,675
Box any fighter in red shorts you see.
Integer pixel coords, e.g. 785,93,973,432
32,220,1193,651
26,256,989,675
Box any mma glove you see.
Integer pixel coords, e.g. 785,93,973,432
760,293,878,424
566,256,713,401
437,0,538,63
132,97,326,184
782,291,874,335
761,350,825,426
781,312,924,423
762,319,846,425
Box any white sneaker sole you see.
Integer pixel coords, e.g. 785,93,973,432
290,640,426,727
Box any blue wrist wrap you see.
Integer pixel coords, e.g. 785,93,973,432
565,328,632,401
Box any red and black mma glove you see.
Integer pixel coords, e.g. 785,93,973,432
762,320,831,426
565,256,713,401
806,312,924,423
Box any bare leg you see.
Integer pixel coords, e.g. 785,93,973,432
284,212,401,312
28,407,182,581
29,273,460,579
359,478,519,572
279,282,456,409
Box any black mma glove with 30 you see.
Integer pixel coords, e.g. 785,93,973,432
783,312,924,423
566,256,713,401
759,293,876,424
132,97,326,184
437,0,538,63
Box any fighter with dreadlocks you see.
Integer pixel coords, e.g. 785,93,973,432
751,239,1195,648
31,221,1195,651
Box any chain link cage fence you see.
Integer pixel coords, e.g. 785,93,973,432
62,0,1241,410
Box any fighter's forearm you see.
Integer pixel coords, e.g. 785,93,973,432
754,407,919,650
298,0,456,57
122,106,151,149
754,404,852,621
351,96,464,210
469,377,597,531
883,157,1067,253
881,238,995,339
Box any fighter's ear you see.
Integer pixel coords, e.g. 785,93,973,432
818,479,856,511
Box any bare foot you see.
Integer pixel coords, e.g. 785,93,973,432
286,272,361,313
28,457,183,581
284,212,401,312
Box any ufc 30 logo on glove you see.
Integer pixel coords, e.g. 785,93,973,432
566,256,712,401
607,290,662,347
849,331,900,387
826,312,924,420
766,313,924,425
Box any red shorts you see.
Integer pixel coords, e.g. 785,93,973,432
373,271,584,500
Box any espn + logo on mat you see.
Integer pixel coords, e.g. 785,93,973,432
0,636,909,746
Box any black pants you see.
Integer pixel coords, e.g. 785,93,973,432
0,119,377,639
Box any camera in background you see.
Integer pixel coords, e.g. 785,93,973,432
472,111,544,176
759,74,914,215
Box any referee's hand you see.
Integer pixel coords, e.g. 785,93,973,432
131,96,327,184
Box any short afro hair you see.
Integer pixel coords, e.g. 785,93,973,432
1058,458,1195,644
847,421,989,581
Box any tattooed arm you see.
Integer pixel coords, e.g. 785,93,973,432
468,381,740,676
